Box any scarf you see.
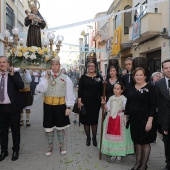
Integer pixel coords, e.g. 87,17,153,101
110,95,126,119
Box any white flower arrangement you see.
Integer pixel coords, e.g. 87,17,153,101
5,46,59,69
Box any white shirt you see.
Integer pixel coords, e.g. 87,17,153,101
165,76,170,89
36,72,75,106
0,72,11,104
20,70,32,84
33,72,39,82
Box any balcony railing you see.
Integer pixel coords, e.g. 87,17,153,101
129,13,161,43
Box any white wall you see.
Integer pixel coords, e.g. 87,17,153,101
0,0,5,55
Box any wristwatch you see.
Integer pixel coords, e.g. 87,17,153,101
66,106,71,109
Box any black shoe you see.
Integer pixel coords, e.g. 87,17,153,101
72,120,77,125
92,137,97,147
0,151,8,161
12,151,19,161
131,164,141,170
162,165,169,170
86,137,91,146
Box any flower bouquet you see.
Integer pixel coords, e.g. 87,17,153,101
5,46,58,70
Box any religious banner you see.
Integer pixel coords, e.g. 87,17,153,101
132,13,142,40
112,26,122,56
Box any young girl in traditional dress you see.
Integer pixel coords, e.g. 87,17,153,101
101,82,134,162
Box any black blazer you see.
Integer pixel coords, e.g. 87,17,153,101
155,78,170,131
122,73,134,96
6,72,24,112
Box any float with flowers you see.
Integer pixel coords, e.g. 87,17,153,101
5,46,58,70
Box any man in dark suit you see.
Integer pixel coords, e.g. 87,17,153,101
155,59,170,170
0,56,24,161
122,57,134,96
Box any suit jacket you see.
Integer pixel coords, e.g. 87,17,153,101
6,72,24,112
155,77,170,131
122,73,134,96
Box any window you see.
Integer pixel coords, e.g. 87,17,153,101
115,11,121,29
124,5,132,34
113,18,115,33
155,8,158,13
6,3,15,34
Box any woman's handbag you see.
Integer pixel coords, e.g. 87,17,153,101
80,106,87,116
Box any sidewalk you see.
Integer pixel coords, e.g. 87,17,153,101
1,93,165,170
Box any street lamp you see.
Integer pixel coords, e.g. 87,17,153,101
44,33,64,54
3,30,10,48
47,32,55,52
12,27,20,48
19,38,25,46
55,35,64,54
42,38,49,48
2,28,23,50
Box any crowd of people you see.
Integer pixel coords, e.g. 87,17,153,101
0,55,170,170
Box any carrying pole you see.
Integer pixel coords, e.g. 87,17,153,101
99,78,107,160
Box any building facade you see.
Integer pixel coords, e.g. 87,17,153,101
93,0,170,75
93,0,133,75
0,0,29,55
129,0,170,73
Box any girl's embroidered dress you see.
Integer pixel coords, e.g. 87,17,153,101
100,95,134,156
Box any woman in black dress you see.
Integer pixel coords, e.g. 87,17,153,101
78,61,103,146
106,66,122,102
125,67,157,170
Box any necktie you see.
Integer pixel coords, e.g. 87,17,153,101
168,79,170,88
128,73,131,84
0,74,5,102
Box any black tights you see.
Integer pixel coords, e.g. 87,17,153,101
133,144,151,170
84,124,97,139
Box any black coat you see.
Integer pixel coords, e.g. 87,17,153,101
155,78,170,131
122,73,134,96
6,72,24,112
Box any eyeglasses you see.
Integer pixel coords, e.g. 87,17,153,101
88,65,95,68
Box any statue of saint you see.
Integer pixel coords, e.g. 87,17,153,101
25,4,46,47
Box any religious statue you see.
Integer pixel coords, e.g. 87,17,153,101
25,2,46,48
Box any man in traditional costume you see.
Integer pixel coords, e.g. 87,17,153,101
19,70,33,127
36,58,74,156
25,4,46,47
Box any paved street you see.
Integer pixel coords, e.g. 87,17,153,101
1,94,165,170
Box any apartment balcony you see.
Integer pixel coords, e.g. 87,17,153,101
99,34,109,46
129,13,161,43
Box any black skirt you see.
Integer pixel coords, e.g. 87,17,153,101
21,91,33,108
130,108,157,144
43,103,70,129
80,97,101,125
